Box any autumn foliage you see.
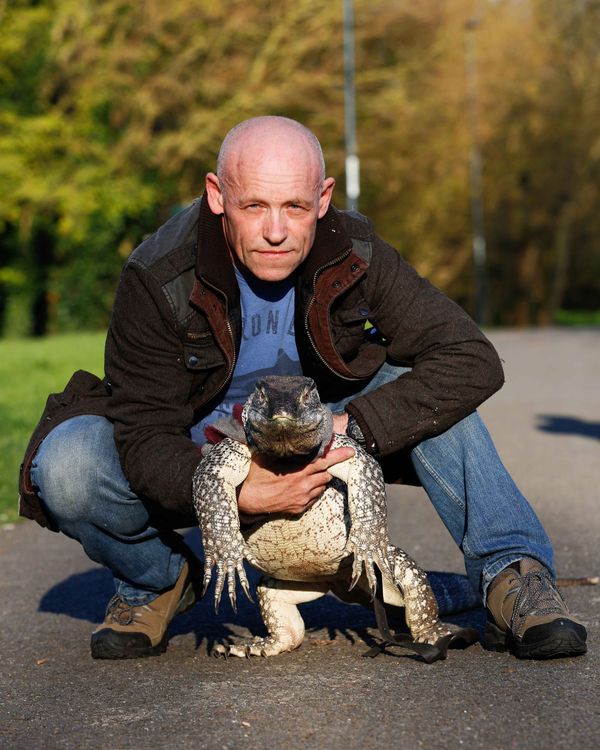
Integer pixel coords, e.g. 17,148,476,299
1,0,599,334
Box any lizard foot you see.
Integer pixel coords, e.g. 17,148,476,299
415,623,480,657
212,636,293,658
202,545,260,613
414,623,455,645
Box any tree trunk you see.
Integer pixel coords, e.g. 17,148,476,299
31,224,54,337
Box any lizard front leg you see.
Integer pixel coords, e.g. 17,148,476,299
213,577,330,658
328,435,394,595
344,548,479,656
389,548,454,644
193,439,259,611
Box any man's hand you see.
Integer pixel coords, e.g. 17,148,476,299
237,446,354,519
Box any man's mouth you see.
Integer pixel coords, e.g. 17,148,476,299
255,249,293,256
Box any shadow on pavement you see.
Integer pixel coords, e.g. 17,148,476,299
537,414,600,440
39,567,114,623
38,557,485,659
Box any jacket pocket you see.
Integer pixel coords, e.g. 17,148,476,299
183,335,225,371
331,304,372,356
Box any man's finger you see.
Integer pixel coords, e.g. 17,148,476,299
315,446,354,471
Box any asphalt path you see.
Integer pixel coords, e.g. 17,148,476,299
1,328,599,750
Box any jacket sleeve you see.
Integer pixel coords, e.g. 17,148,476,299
104,261,202,515
344,235,504,457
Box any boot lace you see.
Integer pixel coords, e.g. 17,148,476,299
509,568,567,637
104,595,137,626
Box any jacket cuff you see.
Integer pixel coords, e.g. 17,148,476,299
344,405,378,454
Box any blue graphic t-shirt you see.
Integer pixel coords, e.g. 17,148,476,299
190,266,302,445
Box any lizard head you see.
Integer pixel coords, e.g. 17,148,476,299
242,375,333,460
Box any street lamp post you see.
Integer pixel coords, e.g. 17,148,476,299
465,17,488,326
343,0,360,211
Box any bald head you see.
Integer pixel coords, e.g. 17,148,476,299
216,116,326,193
205,115,335,282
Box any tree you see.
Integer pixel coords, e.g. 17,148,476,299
1,0,599,333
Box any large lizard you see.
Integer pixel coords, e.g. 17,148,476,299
193,375,479,662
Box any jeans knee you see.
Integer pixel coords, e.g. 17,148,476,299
31,425,97,523
30,415,145,534
453,410,485,436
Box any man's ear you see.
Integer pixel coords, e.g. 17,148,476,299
317,177,336,219
205,172,224,215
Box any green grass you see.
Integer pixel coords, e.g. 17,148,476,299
0,331,106,525
555,309,600,326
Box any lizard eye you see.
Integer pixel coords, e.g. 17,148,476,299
298,386,313,406
256,386,268,404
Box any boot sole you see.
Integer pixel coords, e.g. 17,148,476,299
91,629,169,659
91,579,197,660
484,619,587,659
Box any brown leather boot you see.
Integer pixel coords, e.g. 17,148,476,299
485,558,587,659
91,562,198,659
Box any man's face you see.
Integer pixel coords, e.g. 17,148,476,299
206,142,335,282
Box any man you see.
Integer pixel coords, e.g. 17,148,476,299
20,116,586,661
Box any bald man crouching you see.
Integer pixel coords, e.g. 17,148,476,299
20,116,586,661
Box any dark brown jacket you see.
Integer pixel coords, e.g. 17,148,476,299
19,196,504,530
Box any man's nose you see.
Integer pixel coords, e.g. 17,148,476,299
262,211,287,245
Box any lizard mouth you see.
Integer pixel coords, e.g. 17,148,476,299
247,414,325,458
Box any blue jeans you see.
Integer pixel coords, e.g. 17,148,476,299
31,364,554,606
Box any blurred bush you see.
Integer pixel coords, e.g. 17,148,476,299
1,0,599,335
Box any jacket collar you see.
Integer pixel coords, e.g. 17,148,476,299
299,205,354,283
195,194,239,303
194,194,354,300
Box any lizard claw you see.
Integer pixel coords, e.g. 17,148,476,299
202,552,217,599
346,534,393,597
203,553,255,612
348,551,363,591
364,557,378,597
237,560,254,603
227,566,238,613
213,562,226,613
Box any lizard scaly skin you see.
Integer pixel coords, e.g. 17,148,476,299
193,376,474,658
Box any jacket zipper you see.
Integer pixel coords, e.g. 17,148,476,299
222,318,237,384
304,249,360,382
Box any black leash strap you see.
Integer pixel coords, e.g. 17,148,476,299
365,568,448,663
365,568,481,662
